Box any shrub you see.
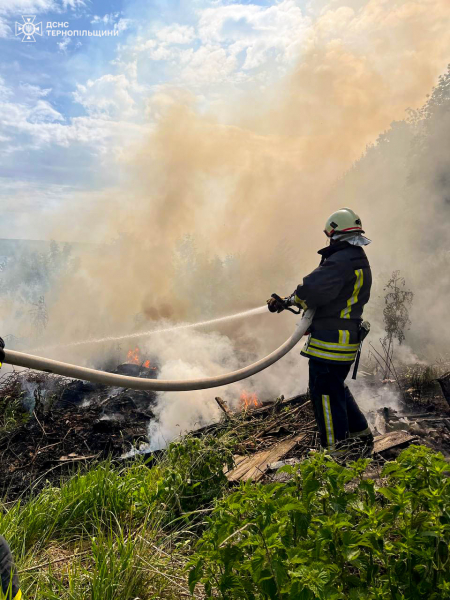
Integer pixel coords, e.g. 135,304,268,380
189,446,450,599
155,434,235,516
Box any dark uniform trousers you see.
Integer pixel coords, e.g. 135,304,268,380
309,359,369,450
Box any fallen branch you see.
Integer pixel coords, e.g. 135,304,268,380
18,550,90,573
33,410,46,436
215,397,234,420
138,556,200,598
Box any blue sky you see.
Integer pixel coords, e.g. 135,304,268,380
0,0,313,237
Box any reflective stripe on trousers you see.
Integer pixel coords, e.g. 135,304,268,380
321,394,335,448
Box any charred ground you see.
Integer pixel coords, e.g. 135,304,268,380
1,357,449,501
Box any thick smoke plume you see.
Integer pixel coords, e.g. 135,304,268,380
2,0,450,445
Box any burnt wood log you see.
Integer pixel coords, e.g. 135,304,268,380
437,372,450,407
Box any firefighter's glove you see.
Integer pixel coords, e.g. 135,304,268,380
267,295,292,313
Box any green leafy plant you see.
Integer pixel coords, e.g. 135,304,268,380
189,446,450,600
155,434,235,515
0,394,28,439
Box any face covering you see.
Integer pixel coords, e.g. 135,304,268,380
332,232,371,246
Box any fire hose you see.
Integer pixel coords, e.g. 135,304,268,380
0,309,315,392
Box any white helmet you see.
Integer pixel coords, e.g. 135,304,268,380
324,208,364,238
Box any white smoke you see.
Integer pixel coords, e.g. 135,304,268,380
139,323,310,450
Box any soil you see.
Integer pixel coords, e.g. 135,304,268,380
0,368,156,501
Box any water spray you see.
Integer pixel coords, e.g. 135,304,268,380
0,309,315,391
33,306,268,351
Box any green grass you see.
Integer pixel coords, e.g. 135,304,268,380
2,422,450,599
1,459,185,599
1,434,235,599
0,394,28,440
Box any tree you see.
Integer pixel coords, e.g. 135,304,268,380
382,271,413,378
29,296,48,338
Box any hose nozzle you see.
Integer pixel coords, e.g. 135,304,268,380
269,294,301,314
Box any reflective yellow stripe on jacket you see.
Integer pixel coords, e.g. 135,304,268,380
301,329,358,363
307,338,359,352
13,590,22,600
338,330,349,345
294,295,308,310
302,347,357,362
340,269,364,319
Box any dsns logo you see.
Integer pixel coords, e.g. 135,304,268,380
15,16,43,42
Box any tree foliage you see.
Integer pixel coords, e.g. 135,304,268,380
383,270,413,347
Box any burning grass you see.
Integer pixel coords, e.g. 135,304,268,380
0,369,155,501
240,390,261,410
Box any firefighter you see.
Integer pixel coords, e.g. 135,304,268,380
0,536,21,600
268,208,373,458
0,337,4,369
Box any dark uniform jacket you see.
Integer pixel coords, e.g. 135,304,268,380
0,536,21,600
293,241,372,364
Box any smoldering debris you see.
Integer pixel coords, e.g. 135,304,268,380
1,351,450,501
0,359,161,501
437,372,450,406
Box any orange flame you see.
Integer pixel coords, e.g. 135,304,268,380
127,347,140,364
240,390,260,409
126,348,157,370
